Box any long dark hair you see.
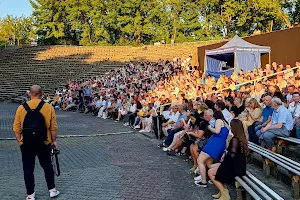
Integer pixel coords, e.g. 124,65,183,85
213,110,228,125
230,119,248,154
190,112,199,129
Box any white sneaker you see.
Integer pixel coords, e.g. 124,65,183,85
134,125,140,129
194,168,200,175
49,188,60,198
139,129,146,133
194,175,202,181
123,122,129,126
162,147,170,152
26,192,35,200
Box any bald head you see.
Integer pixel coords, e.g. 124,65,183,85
263,95,272,107
29,85,43,98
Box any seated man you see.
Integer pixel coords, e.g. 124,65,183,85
93,97,103,116
64,96,78,111
248,95,273,144
215,101,233,123
162,105,179,136
158,104,187,147
288,92,300,139
85,97,98,114
97,97,107,117
256,97,293,151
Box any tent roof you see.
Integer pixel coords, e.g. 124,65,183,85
206,35,270,55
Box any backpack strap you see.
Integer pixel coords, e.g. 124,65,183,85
35,100,45,112
22,102,32,112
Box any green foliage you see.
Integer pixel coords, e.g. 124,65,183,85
0,15,36,46
2,0,299,46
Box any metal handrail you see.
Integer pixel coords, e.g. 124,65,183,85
242,176,272,200
246,171,284,200
235,177,262,200
248,144,300,176
249,142,300,169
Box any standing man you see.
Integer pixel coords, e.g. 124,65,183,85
13,85,60,200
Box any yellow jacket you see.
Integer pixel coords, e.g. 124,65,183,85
13,99,57,145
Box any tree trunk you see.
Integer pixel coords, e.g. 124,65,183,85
136,31,141,45
172,16,177,42
278,8,292,28
270,20,273,32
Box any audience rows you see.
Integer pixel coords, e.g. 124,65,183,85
46,58,300,199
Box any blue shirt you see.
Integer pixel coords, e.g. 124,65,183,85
261,106,273,124
271,105,294,131
83,88,91,96
175,112,187,127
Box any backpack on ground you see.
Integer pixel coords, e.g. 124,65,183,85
22,101,47,145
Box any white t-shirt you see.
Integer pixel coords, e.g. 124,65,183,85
169,111,180,122
222,108,233,123
130,104,137,113
288,102,300,118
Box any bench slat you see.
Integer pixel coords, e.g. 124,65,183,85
235,177,262,200
250,142,300,169
249,143,300,176
242,176,272,200
246,171,284,200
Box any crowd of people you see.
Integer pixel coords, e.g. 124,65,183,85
48,57,300,199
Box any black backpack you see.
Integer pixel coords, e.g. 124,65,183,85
22,101,47,145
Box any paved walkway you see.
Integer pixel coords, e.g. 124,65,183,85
0,103,235,200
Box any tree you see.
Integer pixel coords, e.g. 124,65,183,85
0,15,36,46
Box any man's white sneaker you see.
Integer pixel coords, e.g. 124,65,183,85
26,192,35,200
123,122,129,126
134,125,140,129
194,175,202,181
162,147,170,152
49,188,60,198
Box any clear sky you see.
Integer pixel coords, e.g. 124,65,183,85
0,0,33,18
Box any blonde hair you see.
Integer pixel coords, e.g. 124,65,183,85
249,98,261,109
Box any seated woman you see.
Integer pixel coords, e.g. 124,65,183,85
244,98,262,124
162,110,191,152
139,103,157,133
240,98,262,139
194,111,230,187
134,101,149,129
105,98,118,120
166,111,199,156
208,119,247,200
115,99,128,122
190,109,213,173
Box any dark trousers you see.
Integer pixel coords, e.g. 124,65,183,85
164,128,183,146
129,113,137,126
21,144,55,195
248,121,262,144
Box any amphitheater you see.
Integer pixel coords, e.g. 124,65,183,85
1,31,300,200
0,41,218,102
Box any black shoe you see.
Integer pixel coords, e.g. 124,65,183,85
157,143,165,148
167,150,177,156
